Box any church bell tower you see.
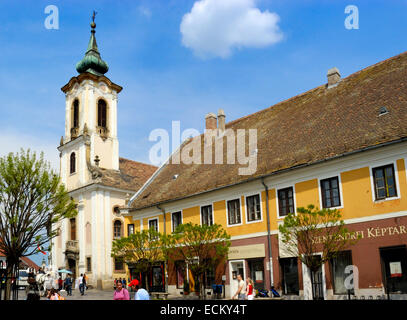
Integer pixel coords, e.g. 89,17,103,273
58,17,123,191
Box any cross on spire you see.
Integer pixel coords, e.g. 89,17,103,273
75,10,109,75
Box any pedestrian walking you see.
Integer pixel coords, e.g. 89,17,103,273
58,277,63,291
26,276,40,301
79,273,85,295
113,281,130,300
114,278,118,290
82,273,87,295
75,276,82,292
128,278,139,292
134,284,150,300
122,277,127,289
246,277,255,300
64,274,73,296
232,274,246,300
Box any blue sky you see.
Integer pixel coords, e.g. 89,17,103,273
1,0,406,265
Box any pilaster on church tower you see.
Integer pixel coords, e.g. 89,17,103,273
58,18,123,190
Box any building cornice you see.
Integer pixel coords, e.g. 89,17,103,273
61,72,122,94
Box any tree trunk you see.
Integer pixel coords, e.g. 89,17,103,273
4,259,17,300
200,274,205,300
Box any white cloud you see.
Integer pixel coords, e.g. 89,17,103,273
0,131,59,171
180,0,283,58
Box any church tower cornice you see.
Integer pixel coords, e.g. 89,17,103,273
61,72,122,94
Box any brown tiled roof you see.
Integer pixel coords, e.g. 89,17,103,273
97,158,157,192
20,256,41,271
0,244,41,271
130,51,407,210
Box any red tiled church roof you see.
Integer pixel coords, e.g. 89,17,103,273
96,157,158,192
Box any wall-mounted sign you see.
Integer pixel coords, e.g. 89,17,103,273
390,261,402,278
228,244,265,260
312,224,407,244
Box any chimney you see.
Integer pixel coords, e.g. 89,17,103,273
205,113,217,130
218,109,225,133
327,67,341,88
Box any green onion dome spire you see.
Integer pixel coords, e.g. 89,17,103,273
76,17,109,76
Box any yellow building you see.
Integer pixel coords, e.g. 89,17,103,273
122,51,407,299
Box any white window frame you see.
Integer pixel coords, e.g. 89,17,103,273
148,217,159,233
200,203,214,226
244,192,263,224
171,210,183,233
369,160,401,203
317,174,344,210
276,185,297,219
127,223,135,236
226,197,243,227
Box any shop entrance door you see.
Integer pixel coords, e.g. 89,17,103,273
150,264,165,292
380,246,407,294
249,259,265,291
302,255,326,300
311,267,324,300
67,258,76,280
229,260,245,298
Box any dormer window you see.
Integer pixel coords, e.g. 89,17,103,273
97,99,107,128
70,152,76,174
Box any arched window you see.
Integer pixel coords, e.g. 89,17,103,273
70,152,76,174
97,99,107,128
113,220,122,239
72,99,79,128
70,218,76,241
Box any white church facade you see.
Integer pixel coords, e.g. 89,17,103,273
51,20,156,289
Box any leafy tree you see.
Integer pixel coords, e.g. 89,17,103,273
163,223,231,299
111,228,165,291
278,204,360,299
0,149,77,299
